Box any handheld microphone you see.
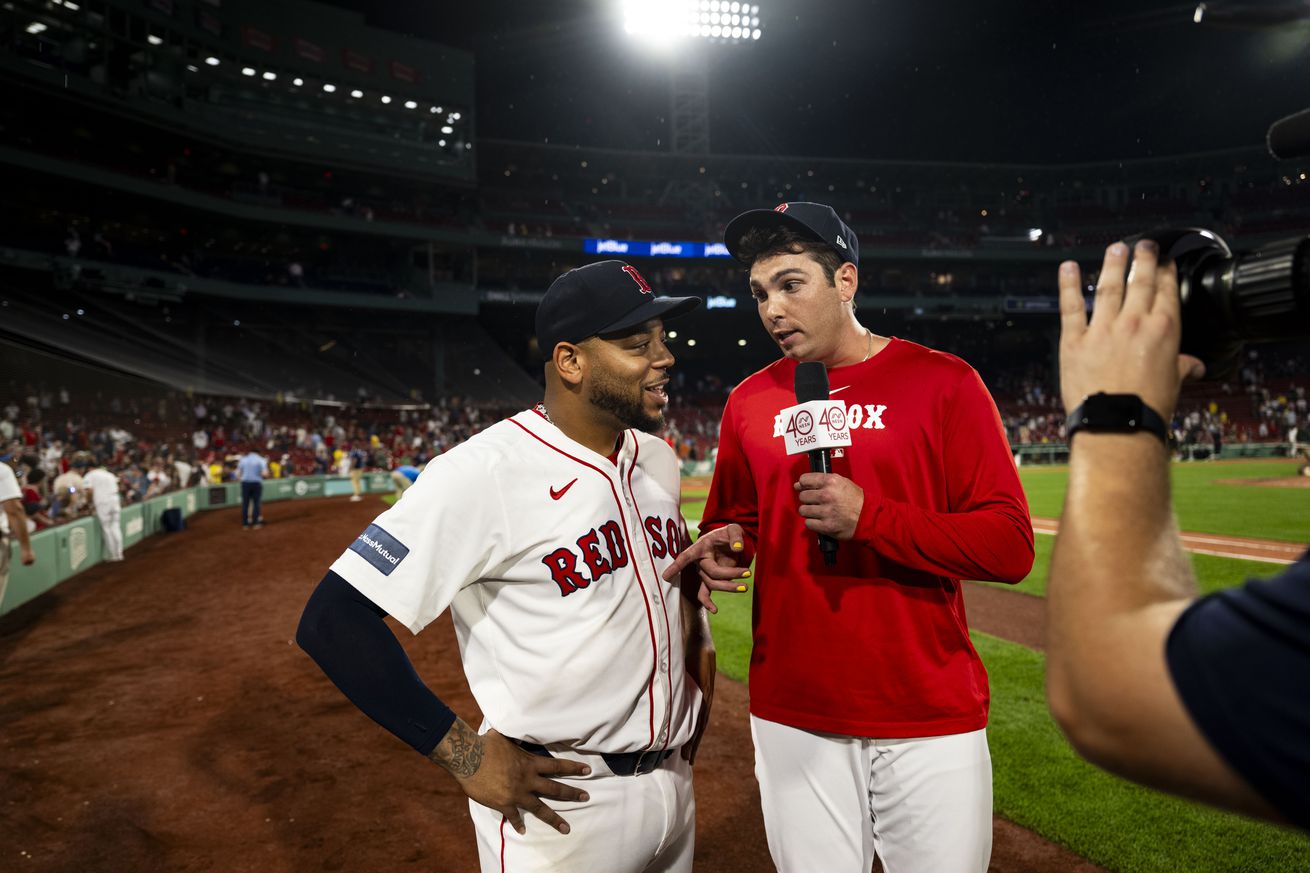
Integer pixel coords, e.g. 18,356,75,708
1267,107,1310,161
794,361,839,566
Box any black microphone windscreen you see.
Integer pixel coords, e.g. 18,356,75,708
794,361,829,403
1267,107,1310,160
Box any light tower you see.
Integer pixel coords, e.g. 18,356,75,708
620,1,765,212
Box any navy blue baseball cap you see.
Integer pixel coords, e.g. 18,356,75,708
536,260,701,355
723,201,859,266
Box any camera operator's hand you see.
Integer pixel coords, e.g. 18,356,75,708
1058,240,1206,419
1048,239,1283,826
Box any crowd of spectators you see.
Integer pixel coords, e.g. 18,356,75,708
16,95,1310,308
985,345,1307,455
1,385,525,535
6,337,1307,538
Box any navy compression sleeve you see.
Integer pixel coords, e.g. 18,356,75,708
296,570,456,756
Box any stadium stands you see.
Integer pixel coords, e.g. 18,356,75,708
2,0,1307,499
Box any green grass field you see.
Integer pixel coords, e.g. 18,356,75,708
978,633,1310,872
1020,461,1310,542
994,535,1288,600
681,464,1310,873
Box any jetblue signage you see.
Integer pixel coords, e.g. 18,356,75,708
585,238,733,259
1003,296,1060,313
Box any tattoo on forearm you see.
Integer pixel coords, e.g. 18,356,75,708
429,720,484,778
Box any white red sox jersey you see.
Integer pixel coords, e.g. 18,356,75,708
330,407,701,755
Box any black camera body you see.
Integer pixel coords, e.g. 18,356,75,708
1132,228,1310,380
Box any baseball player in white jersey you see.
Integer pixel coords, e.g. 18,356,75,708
1,450,37,611
297,260,713,873
82,464,124,562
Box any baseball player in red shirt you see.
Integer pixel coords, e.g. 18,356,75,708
666,202,1034,872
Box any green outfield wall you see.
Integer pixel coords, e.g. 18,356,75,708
1012,441,1292,465
0,474,395,617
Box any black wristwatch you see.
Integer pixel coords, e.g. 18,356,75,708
1065,392,1168,443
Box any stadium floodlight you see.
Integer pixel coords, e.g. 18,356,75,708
262,71,276,81
619,0,763,44
25,21,47,34
186,64,198,72
429,106,439,113
451,111,461,120
380,95,392,104
438,139,447,146
441,125,454,134
621,0,692,46
241,66,256,76
322,82,336,92
147,33,163,45
64,0,79,8
350,89,363,98
205,56,220,66
292,77,304,86
404,99,418,109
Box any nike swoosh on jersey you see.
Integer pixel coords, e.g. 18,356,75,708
550,478,579,500
829,385,851,396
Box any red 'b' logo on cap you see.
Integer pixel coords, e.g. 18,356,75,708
774,203,789,213
621,265,652,295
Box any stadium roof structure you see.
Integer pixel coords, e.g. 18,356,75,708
342,0,1310,165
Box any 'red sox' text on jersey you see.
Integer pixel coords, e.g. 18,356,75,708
700,337,1034,738
330,407,702,755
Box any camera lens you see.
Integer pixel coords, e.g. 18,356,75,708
1140,228,1310,379
1199,236,1310,342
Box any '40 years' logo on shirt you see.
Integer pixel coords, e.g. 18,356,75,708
773,401,888,438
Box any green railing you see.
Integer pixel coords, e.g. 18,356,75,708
1,473,396,617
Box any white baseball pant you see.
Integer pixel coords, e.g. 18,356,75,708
468,745,694,873
0,536,11,611
96,503,123,561
751,715,992,873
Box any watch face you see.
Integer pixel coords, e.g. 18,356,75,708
1082,393,1145,428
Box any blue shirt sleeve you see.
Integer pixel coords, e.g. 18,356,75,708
1166,549,1310,831
296,570,457,755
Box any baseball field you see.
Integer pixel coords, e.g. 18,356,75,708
0,459,1306,872
683,459,1310,873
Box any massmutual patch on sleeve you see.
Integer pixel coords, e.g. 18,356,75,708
349,523,410,576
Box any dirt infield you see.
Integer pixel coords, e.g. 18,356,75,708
1215,476,1310,488
0,496,1104,873
964,583,1047,651
1030,517,1306,565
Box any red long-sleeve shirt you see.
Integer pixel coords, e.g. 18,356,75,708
701,337,1034,737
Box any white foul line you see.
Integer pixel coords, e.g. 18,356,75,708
1030,521,1299,565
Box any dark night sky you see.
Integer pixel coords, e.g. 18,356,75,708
335,0,1310,163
